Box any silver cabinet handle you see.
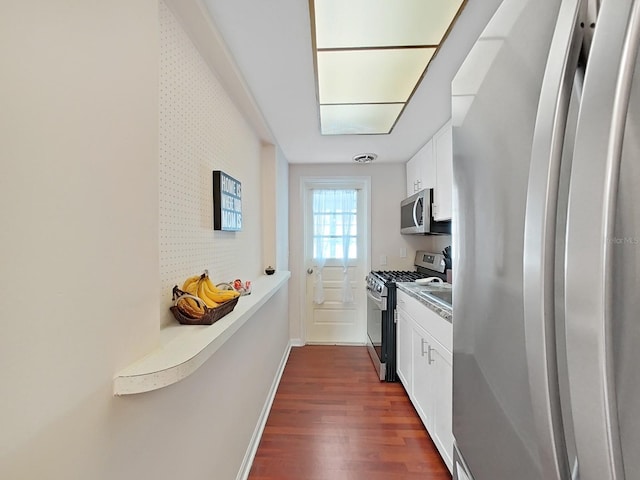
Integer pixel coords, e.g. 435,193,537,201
522,1,585,479
307,268,313,274
420,338,427,357
564,0,640,478
427,345,435,365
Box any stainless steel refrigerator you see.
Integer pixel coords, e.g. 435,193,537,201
451,0,640,479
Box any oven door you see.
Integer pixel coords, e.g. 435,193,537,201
366,289,387,380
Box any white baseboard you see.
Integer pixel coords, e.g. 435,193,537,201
235,340,293,480
290,338,304,347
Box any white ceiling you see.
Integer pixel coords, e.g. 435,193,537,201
200,0,504,164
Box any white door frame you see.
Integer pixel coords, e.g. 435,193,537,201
299,176,371,344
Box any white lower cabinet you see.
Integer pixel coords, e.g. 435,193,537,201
411,321,453,471
396,308,412,388
396,290,453,472
411,321,434,426
431,339,453,469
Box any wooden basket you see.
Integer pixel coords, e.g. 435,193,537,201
170,286,239,325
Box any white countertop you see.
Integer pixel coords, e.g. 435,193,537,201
113,271,290,395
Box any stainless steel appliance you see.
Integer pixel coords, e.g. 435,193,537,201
452,0,640,479
400,189,451,235
365,251,447,381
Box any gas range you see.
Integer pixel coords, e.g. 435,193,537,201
372,270,425,283
371,270,430,283
366,250,449,381
366,270,430,303
366,252,448,299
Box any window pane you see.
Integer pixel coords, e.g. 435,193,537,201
312,189,358,260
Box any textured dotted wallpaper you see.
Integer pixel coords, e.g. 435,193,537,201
159,1,262,327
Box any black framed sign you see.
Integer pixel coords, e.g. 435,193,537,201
212,170,242,231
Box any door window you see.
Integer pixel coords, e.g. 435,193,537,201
312,189,358,261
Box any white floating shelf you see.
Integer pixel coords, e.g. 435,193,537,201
114,271,290,395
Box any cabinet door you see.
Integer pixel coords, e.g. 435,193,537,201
406,140,436,196
411,321,434,430
420,138,436,191
396,309,412,391
398,290,453,473
431,340,453,471
406,155,420,196
433,121,453,221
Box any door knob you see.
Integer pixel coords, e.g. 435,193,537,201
307,268,314,274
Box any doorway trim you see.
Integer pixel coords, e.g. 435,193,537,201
298,176,371,344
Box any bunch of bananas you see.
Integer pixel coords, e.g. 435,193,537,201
175,270,240,318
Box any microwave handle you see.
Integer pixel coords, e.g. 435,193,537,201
412,197,420,227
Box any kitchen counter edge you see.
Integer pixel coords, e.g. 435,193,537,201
113,271,291,395
396,282,453,323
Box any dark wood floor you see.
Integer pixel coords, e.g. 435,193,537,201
248,345,451,480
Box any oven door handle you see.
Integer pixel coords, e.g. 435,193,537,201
366,289,387,311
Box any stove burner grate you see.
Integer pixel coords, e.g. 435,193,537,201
372,270,429,283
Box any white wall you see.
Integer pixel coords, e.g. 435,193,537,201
261,144,289,273
288,163,435,341
0,0,160,464
158,0,264,326
275,147,290,271
0,2,290,479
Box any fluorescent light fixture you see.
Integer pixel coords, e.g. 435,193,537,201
311,0,466,135
317,48,436,104
320,104,404,135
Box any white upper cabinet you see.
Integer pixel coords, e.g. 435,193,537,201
405,120,453,221
406,138,435,197
432,120,453,221
406,154,420,197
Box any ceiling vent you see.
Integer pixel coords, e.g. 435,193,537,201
353,153,377,164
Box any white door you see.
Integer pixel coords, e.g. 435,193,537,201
303,178,369,344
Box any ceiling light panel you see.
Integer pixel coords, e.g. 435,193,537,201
311,0,467,135
318,48,436,104
320,104,404,135
314,0,464,48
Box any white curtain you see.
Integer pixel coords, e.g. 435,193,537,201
312,189,357,304
341,200,355,304
313,197,329,304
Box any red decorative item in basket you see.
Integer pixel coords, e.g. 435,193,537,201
170,286,239,325
229,278,252,295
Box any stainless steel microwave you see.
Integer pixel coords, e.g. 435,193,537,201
400,189,451,235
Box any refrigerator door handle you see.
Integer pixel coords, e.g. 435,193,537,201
523,0,585,478
565,0,640,478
